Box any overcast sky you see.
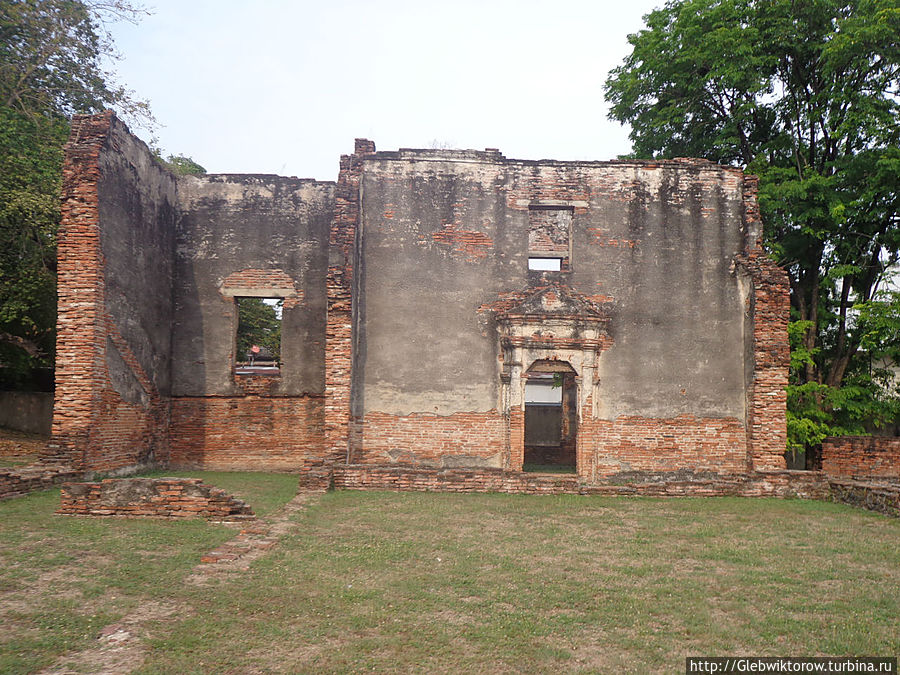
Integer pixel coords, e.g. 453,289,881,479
107,0,663,181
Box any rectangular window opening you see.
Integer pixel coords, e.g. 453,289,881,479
528,205,572,272
234,297,283,375
528,257,562,271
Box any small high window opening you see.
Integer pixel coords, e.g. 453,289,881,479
528,205,572,271
234,297,283,374
528,257,562,271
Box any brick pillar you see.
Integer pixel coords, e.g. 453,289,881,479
576,390,593,482
509,407,525,471
44,113,115,468
740,175,789,471
324,139,374,465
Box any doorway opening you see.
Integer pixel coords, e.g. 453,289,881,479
523,361,577,473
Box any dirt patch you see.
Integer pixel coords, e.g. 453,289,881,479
36,600,186,675
0,428,48,453
0,427,47,466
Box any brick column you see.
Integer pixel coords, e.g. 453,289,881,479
44,113,114,468
740,175,789,471
324,139,374,465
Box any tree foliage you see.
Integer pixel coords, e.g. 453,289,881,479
160,154,205,176
236,298,282,364
605,0,900,449
0,0,151,387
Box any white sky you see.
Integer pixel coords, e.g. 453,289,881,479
107,0,662,181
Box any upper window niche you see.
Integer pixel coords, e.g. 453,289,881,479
234,297,283,374
528,257,562,271
528,205,572,272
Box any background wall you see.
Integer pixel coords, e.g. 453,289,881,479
0,392,53,435
168,174,334,470
351,150,756,472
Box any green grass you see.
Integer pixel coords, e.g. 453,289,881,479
3,487,899,673
0,472,298,673
137,493,900,674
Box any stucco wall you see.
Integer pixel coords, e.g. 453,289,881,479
350,150,757,471
355,152,749,418
172,174,333,397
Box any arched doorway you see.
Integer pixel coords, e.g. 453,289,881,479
523,360,577,472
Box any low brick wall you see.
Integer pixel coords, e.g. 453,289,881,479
332,465,829,499
582,470,829,499
333,465,579,494
822,436,900,480
57,478,254,520
0,464,81,501
829,479,900,518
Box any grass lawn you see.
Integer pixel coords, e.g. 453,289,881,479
0,472,298,674
2,487,899,673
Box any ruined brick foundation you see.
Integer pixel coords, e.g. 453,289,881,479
57,478,255,520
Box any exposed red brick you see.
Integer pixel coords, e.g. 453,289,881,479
332,465,830,499
431,223,494,260
822,437,900,480
350,410,506,466
737,174,789,471
57,478,254,520
582,415,750,478
0,465,81,501
169,396,324,472
47,112,170,474
323,140,373,467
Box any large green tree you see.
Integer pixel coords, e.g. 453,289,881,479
605,0,900,450
0,0,150,387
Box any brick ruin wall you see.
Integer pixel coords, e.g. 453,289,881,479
49,116,334,477
333,465,830,499
57,477,254,520
821,436,900,480
332,465,899,518
0,465,81,501
168,170,334,474
349,410,507,468
583,415,750,477
48,112,176,474
48,116,792,485
739,175,790,471
349,150,789,477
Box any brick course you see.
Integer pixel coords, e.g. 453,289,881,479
48,112,171,474
0,465,81,501
739,174,790,471
350,410,506,466
829,478,900,517
323,139,373,467
332,465,829,499
584,415,749,478
821,436,900,480
169,396,324,472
